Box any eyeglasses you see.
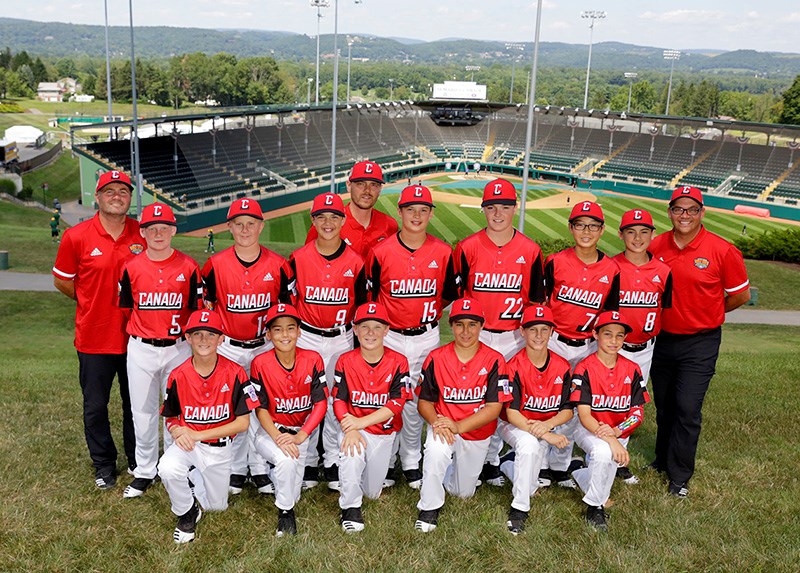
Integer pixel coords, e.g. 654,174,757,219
98,188,131,198
669,206,702,216
571,222,603,232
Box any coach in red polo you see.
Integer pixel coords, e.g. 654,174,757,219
53,170,143,489
649,186,750,498
306,160,398,258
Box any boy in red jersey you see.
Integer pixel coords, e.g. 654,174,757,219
612,209,672,485
499,304,573,535
288,192,367,491
569,311,649,531
201,198,291,495
366,185,458,488
333,303,411,532
157,310,259,543
118,202,203,499
414,298,512,533
250,303,328,537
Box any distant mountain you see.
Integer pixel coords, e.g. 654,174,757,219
1,17,799,76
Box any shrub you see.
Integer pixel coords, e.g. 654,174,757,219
0,178,16,194
17,185,33,200
735,228,800,264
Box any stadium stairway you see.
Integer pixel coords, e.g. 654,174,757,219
571,156,595,175
670,145,719,188
760,162,800,201
589,138,632,175
482,144,495,163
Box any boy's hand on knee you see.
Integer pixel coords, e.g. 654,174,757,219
175,434,196,452
341,429,366,456
544,432,568,449
527,419,550,438
608,439,629,466
432,426,455,445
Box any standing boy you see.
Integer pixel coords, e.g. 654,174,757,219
499,304,573,534
157,309,258,543
415,298,511,532
366,185,458,488
332,302,411,532
569,311,649,531
250,303,328,536
118,202,202,498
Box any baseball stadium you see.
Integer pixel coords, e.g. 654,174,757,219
2,4,800,573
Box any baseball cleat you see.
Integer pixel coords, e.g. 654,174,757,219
616,466,640,485
276,508,297,537
551,470,577,489
537,468,552,488
403,468,423,489
340,507,365,533
324,465,340,492
480,463,506,487
123,477,154,498
585,505,608,532
383,468,397,488
228,473,246,495
95,471,117,490
252,473,275,495
173,502,202,544
127,464,136,477
668,480,689,499
302,465,319,490
506,507,528,536
414,508,440,533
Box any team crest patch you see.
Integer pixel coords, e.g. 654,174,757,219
130,243,144,255
694,257,710,270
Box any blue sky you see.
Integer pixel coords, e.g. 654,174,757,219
15,0,800,53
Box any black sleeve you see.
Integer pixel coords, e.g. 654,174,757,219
233,372,260,416
119,269,134,309
528,251,545,303
160,377,181,418
388,365,407,400
368,257,381,301
354,267,368,307
280,260,294,304
310,362,328,403
333,368,348,402
203,267,217,304
631,368,648,407
251,372,270,410
484,359,506,403
188,269,202,310
458,250,470,298
417,357,439,402
604,273,620,311
558,366,574,410
543,258,555,301
508,371,523,411
662,271,673,309
572,370,593,406
442,253,459,304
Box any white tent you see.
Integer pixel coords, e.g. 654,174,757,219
4,125,45,145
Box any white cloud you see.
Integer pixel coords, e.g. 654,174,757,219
639,10,726,24
788,12,800,22
549,21,569,30
746,11,759,19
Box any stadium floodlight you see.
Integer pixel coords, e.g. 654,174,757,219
307,77,313,106
329,0,340,193
103,0,113,139
465,65,481,82
389,78,394,100
346,36,356,104
506,42,524,104
311,0,330,106
663,49,681,115
624,72,638,113
581,10,606,110
128,0,142,216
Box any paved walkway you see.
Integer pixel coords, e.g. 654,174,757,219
1,269,799,326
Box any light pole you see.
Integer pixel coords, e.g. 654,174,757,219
506,43,524,104
624,72,638,113
329,0,340,192
664,49,680,115
311,0,329,106
465,65,480,82
581,10,606,109
346,35,355,104
307,77,313,106
388,78,394,100
103,0,113,139
518,0,543,233
128,0,142,215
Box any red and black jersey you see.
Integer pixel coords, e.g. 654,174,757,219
612,253,673,344
287,241,367,328
544,249,620,340
161,354,256,439
455,229,545,331
505,349,572,422
306,203,398,259
417,342,512,441
201,246,290,340
119,249,202,339
366,233,458,329
569,353,649,439
52,213,144,353
332,347,411,435
650,227,749,335
250,347,328,428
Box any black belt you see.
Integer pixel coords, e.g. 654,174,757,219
201,438,231,447
278,426,298,435
228,337,266,349
623,340,651,353
660,327,721,339
484,328,512,334
133,336,178,347
391,320,439,336
557,334,591,348
300,322,352,338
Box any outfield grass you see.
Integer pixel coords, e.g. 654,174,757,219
0,293,797,572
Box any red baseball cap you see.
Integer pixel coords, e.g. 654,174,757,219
140,202,177,227
311,192,346,217
96,170,133,193
398,185,434,208
449,297,485,324
482,178,517,207
184,309,224,335
569,201,605,223
349,160,384,183
670,186,704,206
619,209,655,230
521,304,555,328
265,303,301,328
593,310,632,333
354,302,390,325
227,198,264,221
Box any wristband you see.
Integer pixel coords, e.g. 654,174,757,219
617,415,639,433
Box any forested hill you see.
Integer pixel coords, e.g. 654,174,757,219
2,17,800,76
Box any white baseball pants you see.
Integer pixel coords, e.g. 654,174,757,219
547,332,596,370
619,338,655,385
253,427,309,511
127,337,191,480
417,426,491,511
498,421,549,512
158,441,233,516
337,430,395,509
571,424,629,508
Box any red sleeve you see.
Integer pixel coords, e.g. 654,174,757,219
300,400,327,435
53,228,79,280
721,245,749,296
333,399,348,421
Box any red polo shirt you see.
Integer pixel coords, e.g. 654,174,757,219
305,203,398,259
650,226,749,335
53,213,143,354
